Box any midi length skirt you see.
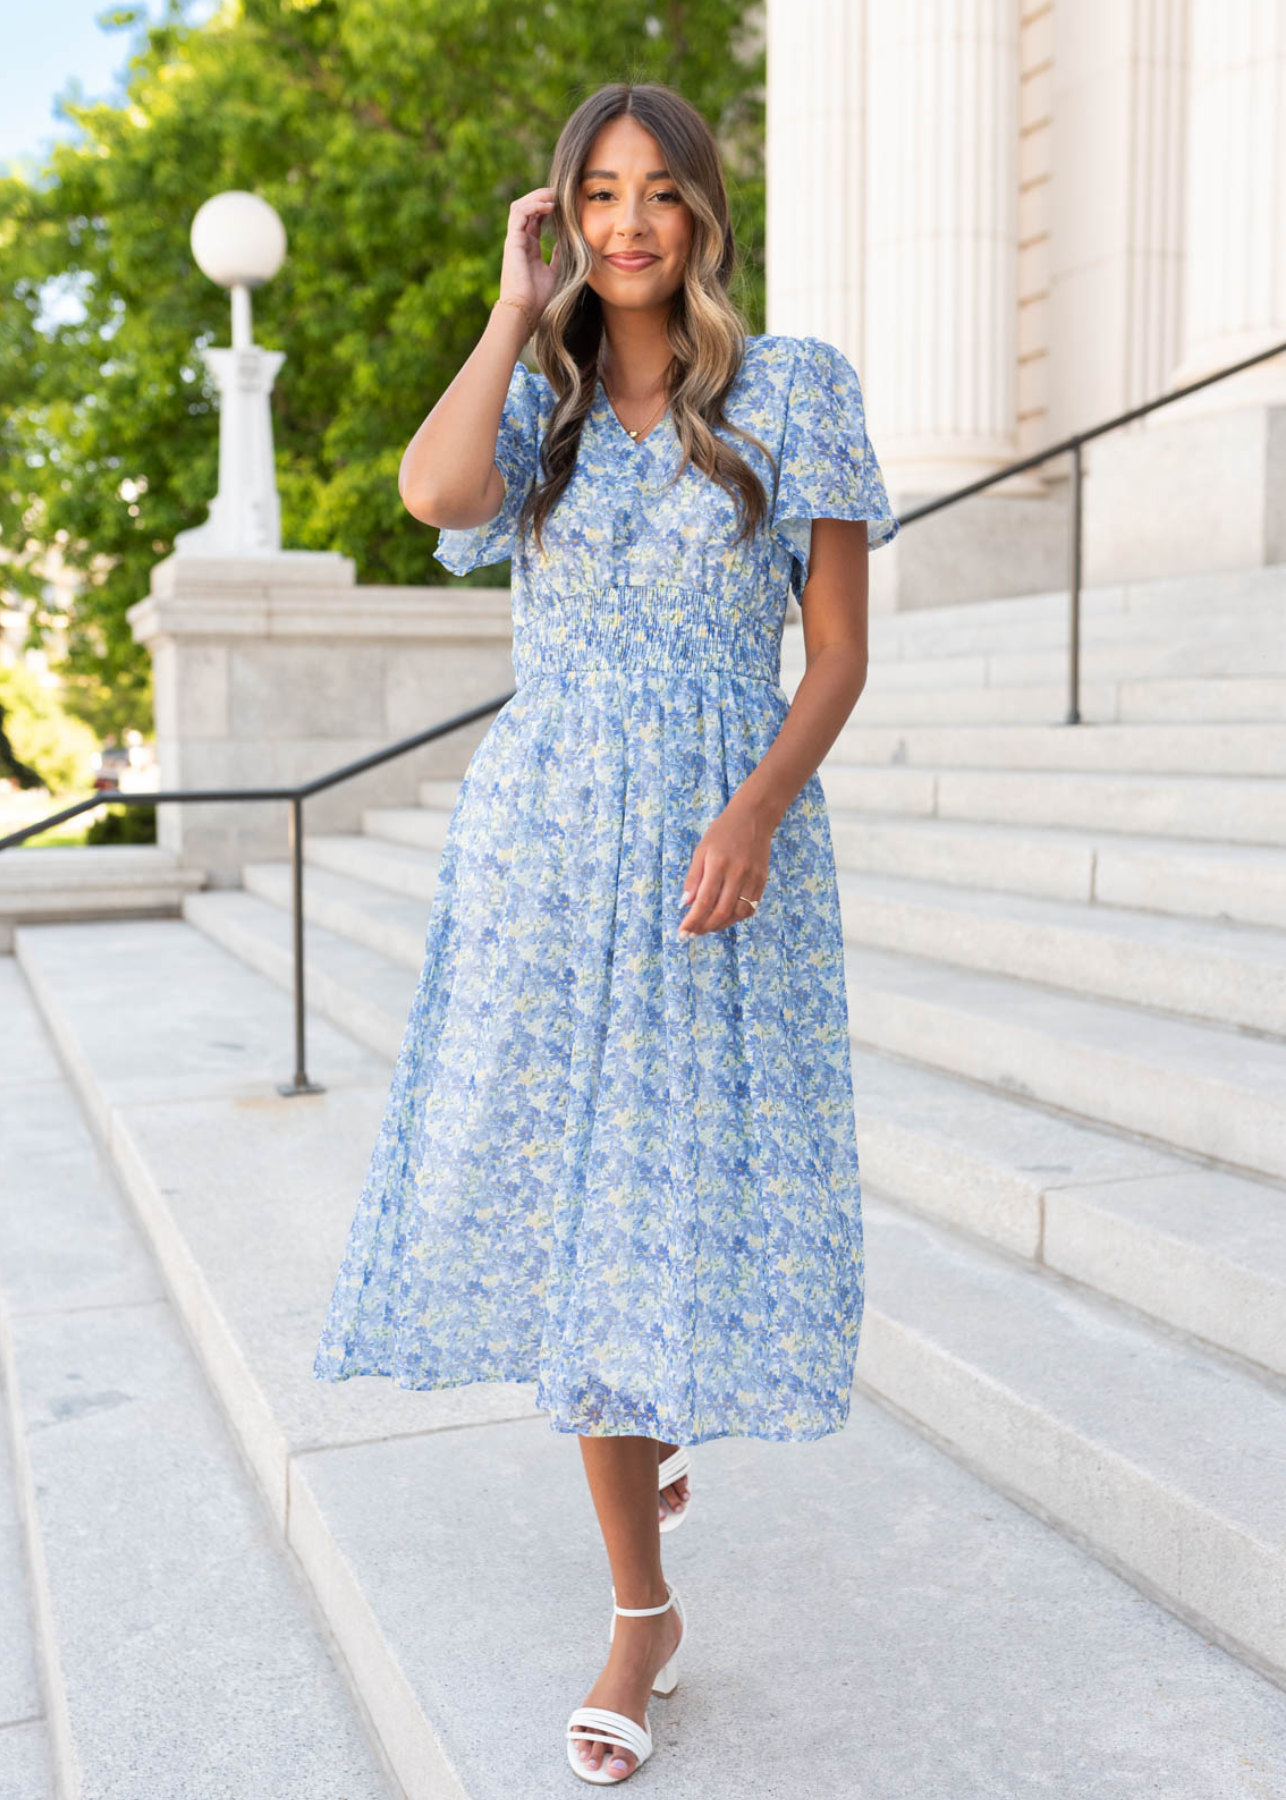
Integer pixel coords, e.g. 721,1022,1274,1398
311,663,865,1446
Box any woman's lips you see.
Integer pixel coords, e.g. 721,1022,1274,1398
607,253,659,269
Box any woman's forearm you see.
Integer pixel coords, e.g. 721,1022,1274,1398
732,641,868,830
399,301,533,527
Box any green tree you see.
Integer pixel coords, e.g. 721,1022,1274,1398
0,0,766,741
0,663,100,793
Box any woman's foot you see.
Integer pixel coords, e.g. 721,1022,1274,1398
657,1439,689,1526
572,1584,684,1779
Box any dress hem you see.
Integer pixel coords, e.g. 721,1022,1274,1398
311,1357,856,1447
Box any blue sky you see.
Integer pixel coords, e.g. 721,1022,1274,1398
2,0,218,171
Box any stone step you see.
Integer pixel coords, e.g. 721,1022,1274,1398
12,918,1286,1786
860,601,1282,666
182,878,1286,1379
847,1045,1286,1379
280,826,1286,1036
825,812,1286,928
853,1193,1286,1684
853,566,1286,655
783,626,1286,692
182,888,413,1062
822,674,1286,725
410,752,1282,856
305,828,444,900
0,956,394,1799
391,785,1286,933
415,777,466,811
0,843,207,951
834,867,1286,1034
829,719,1286,775
817,764,1286,846
858,594,1286,662
370,804,454,855
844,942,1286,1181
245,857,433,969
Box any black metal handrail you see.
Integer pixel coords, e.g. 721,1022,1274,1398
892,331,1286,723
3,331,1283,1092
0,695,514,1094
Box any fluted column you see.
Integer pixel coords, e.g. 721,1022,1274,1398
765,0,869,350
864,0,1026,492
1171,0,1286,407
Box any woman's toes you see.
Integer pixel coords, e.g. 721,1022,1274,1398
606,1745,636,1777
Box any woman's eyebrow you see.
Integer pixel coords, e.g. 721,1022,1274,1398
582,169,672,180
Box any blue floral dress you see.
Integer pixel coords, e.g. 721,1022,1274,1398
312,332,899,1444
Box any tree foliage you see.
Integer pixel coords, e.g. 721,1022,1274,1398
0,663,100,792
0,0,766,738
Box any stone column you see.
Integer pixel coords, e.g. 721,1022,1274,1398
766,0,1058,610
1087,1,1286,576
1169,0,1286,409
127,552,516,885
765,0,869,347
1048,0,1189,429
864,0,1027,496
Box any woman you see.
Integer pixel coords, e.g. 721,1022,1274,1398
312,80,898,1785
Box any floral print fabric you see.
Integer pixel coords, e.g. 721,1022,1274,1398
312,333,899,1443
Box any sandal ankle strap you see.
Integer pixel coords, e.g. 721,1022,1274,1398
611,1582,674,1617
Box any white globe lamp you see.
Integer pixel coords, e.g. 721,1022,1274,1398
174,190,289,556
190,192,287,348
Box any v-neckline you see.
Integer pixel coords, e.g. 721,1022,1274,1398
595,376,671,450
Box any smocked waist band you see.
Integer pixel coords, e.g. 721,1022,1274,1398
511,585,781,684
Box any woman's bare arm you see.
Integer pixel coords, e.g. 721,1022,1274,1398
398,303,532,527
399,186,559,529
734,515,870,827
677,516,870,938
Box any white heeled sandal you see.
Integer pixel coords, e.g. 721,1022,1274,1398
658,1446,691,1533
565,1580,686,1784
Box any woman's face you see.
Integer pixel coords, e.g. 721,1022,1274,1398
576,115,693,316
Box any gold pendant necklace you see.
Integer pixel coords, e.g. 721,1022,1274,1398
600,370,668,443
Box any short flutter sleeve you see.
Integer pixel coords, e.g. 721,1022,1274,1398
771,335,899,601
432,359,540,576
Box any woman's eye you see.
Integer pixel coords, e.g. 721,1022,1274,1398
585,189,680,203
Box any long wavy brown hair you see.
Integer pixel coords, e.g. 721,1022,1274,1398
520,82,775,558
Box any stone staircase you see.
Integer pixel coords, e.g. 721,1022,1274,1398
0,957,401,1799
6,563,1286,1795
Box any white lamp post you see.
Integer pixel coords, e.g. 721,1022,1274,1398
174,190,288,557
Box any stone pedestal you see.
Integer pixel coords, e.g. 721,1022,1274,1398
1087,401,1286,583
126,552,515,886
870,485,1069,615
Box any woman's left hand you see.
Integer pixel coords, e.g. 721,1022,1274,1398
676,792,777,939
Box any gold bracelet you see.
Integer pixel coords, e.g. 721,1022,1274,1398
494,295,534,328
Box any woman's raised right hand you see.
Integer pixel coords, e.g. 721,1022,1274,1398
497,186,560,330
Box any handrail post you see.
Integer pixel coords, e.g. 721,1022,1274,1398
277,791,325,1096
1066,439,1084,725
